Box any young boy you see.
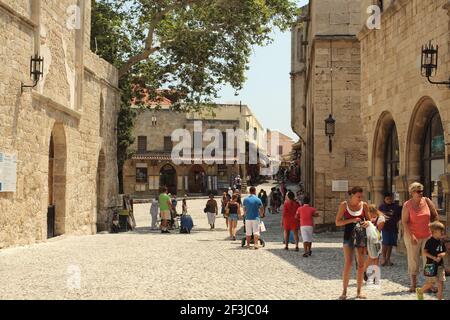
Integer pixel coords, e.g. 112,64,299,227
416,221,447,300
296,195,318,257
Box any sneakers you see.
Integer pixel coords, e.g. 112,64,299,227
416,288,424,300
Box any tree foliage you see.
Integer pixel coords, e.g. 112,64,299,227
90,0,300,192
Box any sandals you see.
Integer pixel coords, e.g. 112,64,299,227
284,246,289,251
356,294,367,300
295,247,299,252
338,295,347,300
302,253,309,258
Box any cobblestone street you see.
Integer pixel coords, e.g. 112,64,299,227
0,184,447,300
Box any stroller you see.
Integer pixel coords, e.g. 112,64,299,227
241,217,266,248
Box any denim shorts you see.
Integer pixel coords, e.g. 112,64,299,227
228,214,238,221
343,238,366,248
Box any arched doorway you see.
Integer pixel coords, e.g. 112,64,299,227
160,164,177,195
384,124,400,194
96,149,106,232
407,97,445,213
48,123,67,238
371,112,400,205
189,165,206,194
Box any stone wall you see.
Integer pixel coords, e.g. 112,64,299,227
291,0,367,227
311,38,367,225
0,0,119,248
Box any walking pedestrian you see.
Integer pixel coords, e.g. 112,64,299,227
150,197,159,230
258,190,268,218
182,197,188,215
296,195,319,257
221,192,230,229
226,194,241,240
205,194,218,230
402,182,438,293
235,175,242,192
335,186,371,300
228,187,234,199
243,187,264,249
159,187,173,234
282,191,300,251
379,192,402,266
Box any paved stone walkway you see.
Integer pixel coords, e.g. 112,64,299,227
0,183,447,300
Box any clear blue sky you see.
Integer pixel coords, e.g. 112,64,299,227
216,0,309,141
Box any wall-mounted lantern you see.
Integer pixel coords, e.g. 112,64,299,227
421,41,450,89
21,54,44,93
325,114,335,153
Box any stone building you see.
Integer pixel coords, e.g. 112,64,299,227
0,0,120,248
291,0,367,227
358,0,450,228
123,103,266,197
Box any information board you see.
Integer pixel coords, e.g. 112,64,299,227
332,180,348,192
0,152,17,192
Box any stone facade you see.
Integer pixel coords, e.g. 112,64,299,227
0,0,120,248
123,104,266,198
358,0,450,230
291,0,368,227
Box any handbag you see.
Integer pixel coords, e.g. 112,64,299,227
352,221,367,247
424,263,437,277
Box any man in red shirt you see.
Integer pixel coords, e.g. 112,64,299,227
296,195,319,257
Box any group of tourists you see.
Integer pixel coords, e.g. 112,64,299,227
336,183,448,300
150,187,188,233
151,181,447,300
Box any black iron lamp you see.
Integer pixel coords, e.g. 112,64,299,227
421,41,450,88
21,54,44,93
325,114,335,153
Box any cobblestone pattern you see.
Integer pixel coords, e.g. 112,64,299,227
0,185,448,300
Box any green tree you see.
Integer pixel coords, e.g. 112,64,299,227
90,0,301,192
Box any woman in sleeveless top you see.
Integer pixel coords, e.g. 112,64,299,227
226,194,241,240
401,182,438,292
335,186,370,300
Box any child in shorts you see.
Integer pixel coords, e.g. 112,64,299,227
416,221,447,300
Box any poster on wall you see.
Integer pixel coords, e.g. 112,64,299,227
0,152,17,193
332,180,348,192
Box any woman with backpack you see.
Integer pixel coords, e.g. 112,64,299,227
335,187,371,300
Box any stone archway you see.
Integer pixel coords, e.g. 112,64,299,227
371,111,400,204
48,123,67,238
189,164,206,194
160,163,177,195
96,149,107,232
406,97,446,210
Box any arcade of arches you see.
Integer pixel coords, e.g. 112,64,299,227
369,98,449,226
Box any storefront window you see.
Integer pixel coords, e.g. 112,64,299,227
422,112,445,214
384,124,399,194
